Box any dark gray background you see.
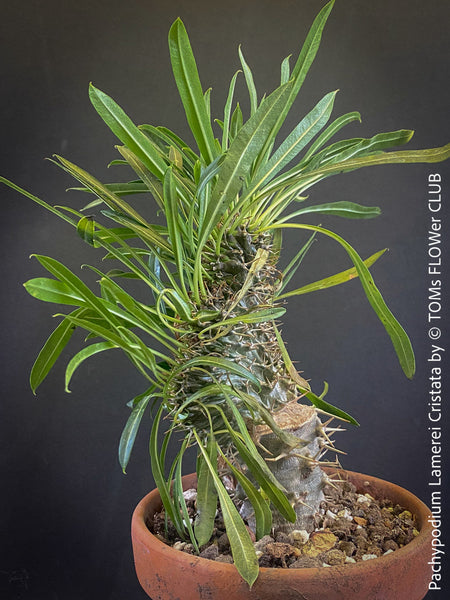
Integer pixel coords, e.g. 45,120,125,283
1,1,448,598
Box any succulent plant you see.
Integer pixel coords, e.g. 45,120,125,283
1,0,448,587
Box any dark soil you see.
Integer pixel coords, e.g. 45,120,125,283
149,478,420,569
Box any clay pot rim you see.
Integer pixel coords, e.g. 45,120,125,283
132,468,433,577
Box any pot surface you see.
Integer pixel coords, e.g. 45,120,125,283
131,469,433,600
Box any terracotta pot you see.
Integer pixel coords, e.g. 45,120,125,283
131,469,433,600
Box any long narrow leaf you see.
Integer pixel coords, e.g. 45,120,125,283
278,200,381,222
198,81,294,254
269,223,416,378
278,249,386,299
65,341,116,392
31,255,120,328
30,310,82,393
195,434,219,546
24,277,84,306
169,19,217,163
238,46,258,116
119,390,154,472
302,111,361,162
193,430,259,588
89,83,168,179
250,90,337,193
219,448,272,540
222,70,240,151
163,167,188,295
258,0,335,159
149,404,186,536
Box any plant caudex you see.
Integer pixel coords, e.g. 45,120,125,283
2,0,449,588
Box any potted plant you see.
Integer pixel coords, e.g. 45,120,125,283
1,1,448,598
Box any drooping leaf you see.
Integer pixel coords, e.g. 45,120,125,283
65,341,116,392
219,448,272,540
270,223,416,378
195,434,219,546
77,215,95,246
24,277,84,306
194,430,259,588
29,312,80,393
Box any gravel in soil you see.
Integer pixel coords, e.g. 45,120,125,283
149,478,420,568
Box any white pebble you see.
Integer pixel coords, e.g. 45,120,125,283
362,554,378,561
326,510,337,520
345,556,356,564
291,530,310,544
183,488,197,501
356,494,370,504
173,541,186,551
383,549,394,556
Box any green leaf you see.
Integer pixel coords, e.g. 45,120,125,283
278,232,316,294
250,90,337,192
24,277,84,306
174,437,199,551
238,46,258,116
119,390,153,473
270,223,416,378
222,70,240,151
100,209,172,254
70,181,150,196
195,435,219,546
65,341,116,392
278,249,386,299
163,167,188,295
31,255,121,329
301,111,361,162
77,215,95,245
198,306,286,338
217,398,296,522
30,312,80,393
226,427,296,522
259,0,335,158
53,155,150,227
198,81,294,253
194,430,259,588
167,356,261,392
280,55,291,85
280,200,381,222
229,103,243,141
116,147,165,209
304,388,359,425
219,448,272,540
304,143,450,181
149,404,186,536
88,83,168,179
168,18,217,164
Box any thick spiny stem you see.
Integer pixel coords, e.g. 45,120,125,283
241,402,329,534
